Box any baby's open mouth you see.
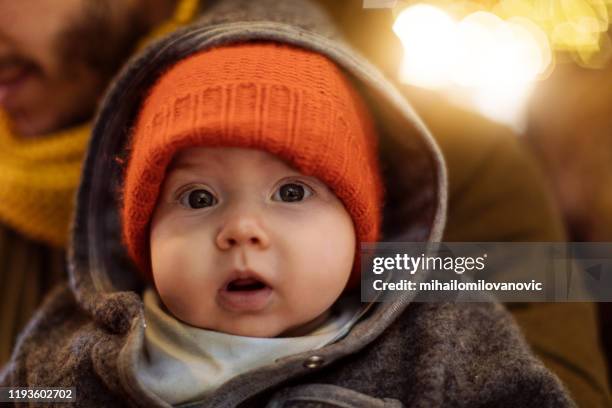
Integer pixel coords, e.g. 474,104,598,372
218,274,273,312
226,278,268,292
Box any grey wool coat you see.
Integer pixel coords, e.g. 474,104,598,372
1,0,574,406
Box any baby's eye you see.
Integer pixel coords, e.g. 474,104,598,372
179,188,217,209
272,182,313,203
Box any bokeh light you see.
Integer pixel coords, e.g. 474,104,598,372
393,3,554,128
393,4,457,88
494,0,612,65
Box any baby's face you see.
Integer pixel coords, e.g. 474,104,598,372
150,147,355,337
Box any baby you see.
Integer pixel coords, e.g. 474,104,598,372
121,42,382,403
1,11,572,407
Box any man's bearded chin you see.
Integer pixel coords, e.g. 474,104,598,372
58,1,150,86
37,0,152,132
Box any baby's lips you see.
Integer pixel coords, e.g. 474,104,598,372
227,277,266,291
221,268,274,291
217,269,274,312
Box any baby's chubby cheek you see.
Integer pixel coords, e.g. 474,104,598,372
148,222,221,326
274,214,356,329
153,270,212,322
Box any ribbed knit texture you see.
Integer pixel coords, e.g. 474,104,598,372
122,43,383,286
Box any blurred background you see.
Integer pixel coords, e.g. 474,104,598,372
0,0,610,403
317,0,612,242
315,0,612,384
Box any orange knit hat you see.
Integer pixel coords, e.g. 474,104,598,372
122,42,383,287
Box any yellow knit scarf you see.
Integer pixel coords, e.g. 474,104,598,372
0,0,199,248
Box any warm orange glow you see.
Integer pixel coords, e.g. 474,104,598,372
393,4,553,128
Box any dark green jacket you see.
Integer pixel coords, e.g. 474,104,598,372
0,225,64,365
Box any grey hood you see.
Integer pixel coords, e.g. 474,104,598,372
69,0,447,332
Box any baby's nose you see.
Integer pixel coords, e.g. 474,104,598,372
216,217,270,250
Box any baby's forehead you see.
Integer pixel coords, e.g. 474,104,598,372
166,147,302,177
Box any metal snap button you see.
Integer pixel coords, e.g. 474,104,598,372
303,355,325,369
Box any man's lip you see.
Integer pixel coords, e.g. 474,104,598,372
0,60,36,104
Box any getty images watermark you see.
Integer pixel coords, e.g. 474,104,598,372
361,243,612,302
